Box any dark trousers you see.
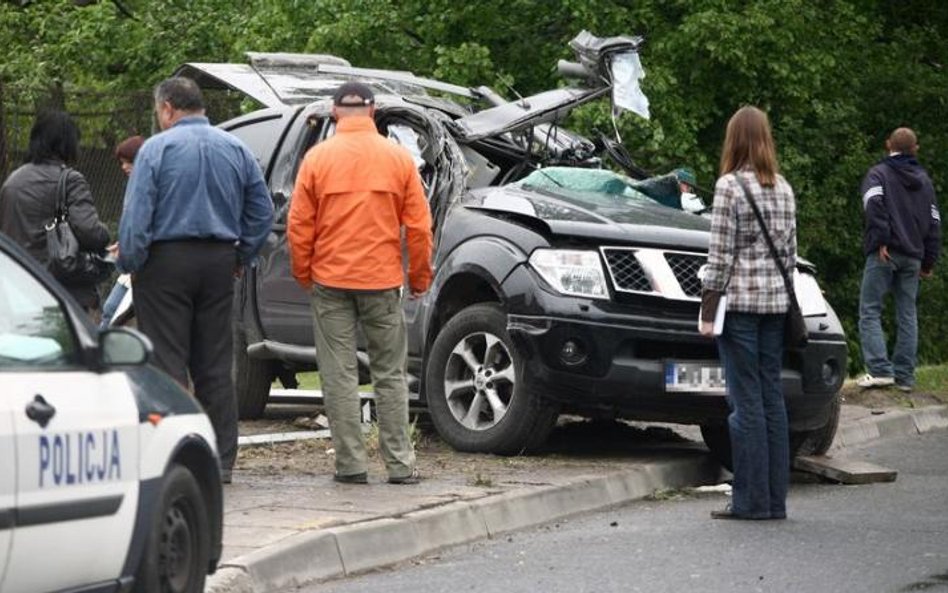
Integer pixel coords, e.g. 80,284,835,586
134,241,238,470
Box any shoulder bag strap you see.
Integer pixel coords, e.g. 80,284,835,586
55,166,70,220
732,174,798,304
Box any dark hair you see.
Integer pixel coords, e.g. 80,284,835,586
25,110,80,165
153,77,205,112
114,135,145,162
719,106,779,187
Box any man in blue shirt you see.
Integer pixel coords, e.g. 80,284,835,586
118,77,273,482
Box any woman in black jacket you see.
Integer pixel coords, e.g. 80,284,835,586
0,111,110,315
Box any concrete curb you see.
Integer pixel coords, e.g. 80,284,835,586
206,405,948,593
206,454,720,593
834,405,948,449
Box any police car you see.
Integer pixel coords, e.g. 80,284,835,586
0,232,222,592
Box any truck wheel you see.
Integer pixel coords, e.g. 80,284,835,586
791,391,841,457
425,303,558,455
700,423,732,470
136,464,210,593
234,328,273,419
702,392,842,471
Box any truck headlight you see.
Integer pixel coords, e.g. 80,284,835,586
794,271,828,317
529,249,609,299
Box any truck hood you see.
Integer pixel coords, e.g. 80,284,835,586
464,185,710,251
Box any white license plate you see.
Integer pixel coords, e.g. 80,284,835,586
664,362,727,394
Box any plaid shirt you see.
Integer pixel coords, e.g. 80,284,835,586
702,170,797,314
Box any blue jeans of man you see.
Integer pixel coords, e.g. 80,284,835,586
858,252,921,386
717,312,789,519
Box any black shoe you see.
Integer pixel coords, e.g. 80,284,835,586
388,469,421,485
334,472,368,484
221,469,233,484
710,505,769,520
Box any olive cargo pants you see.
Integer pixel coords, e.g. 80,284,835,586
311,285,415,479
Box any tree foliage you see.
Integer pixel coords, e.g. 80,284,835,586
2,0,946,369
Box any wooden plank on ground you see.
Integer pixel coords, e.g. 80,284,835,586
794,455,898,484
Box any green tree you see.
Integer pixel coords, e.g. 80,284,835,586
1,0,945,369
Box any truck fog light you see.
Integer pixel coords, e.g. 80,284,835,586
822,360,839,385
560,339,587,366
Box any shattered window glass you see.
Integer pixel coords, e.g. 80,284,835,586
387,124,426,170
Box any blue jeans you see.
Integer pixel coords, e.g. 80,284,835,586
858,252,920,386
98,280,128,330
717,313,789,519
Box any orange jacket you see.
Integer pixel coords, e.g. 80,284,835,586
288,116,433,292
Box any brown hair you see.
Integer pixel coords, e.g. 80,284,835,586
887,127,918,155
114,135,145,162
719,106,779,187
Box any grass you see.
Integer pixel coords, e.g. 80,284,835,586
842,363,948,408
273,371,373,392
646,488,693,502
915,365,948,395
468,472,494,488
364,415,420,454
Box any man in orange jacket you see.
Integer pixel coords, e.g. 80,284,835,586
288,81,433,485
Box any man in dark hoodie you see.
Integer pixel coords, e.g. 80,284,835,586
857,127,941,391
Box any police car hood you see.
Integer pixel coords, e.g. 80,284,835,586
464,184,711,251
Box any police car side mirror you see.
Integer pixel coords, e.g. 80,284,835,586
99,328,152,366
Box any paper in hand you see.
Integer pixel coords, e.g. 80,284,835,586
698,294,727,336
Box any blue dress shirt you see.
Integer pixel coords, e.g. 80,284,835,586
117,115,273,273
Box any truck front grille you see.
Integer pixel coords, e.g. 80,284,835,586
601,247,706,301
663,253,705,298
602,249,652,293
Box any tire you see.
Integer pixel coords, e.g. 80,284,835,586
135,465,210,593
791,391,842,457
425,303,558,455
701,391,843,471
234,327,273,419
700,423,732,471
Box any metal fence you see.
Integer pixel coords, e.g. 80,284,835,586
0,83,155,229
0,82,258,231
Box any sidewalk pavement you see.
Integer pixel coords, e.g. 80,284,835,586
206,404,948,593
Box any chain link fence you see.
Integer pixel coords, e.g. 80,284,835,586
0,82,155,230
1,82,259,232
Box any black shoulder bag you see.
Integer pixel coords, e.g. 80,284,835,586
733,175,808,349
44,167,112,285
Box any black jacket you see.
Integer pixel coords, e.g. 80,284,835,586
860,154,941,272
0,161,110,307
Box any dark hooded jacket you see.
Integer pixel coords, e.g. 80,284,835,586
0,161,110,308
860,153,941,272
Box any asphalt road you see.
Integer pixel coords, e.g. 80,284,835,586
299,429,948,593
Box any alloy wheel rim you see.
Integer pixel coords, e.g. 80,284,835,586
443,331,515,431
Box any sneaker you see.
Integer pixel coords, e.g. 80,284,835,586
856,374,895,389
895,383,913,393
388,468,421,485
334,472,368,484
221,468,233,484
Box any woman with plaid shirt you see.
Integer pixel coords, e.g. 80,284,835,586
700,106,796,520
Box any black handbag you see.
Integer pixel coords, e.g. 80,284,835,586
44,168,112,285
733,176,808,350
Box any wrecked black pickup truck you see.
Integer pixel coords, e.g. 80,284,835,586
177,31,847,464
